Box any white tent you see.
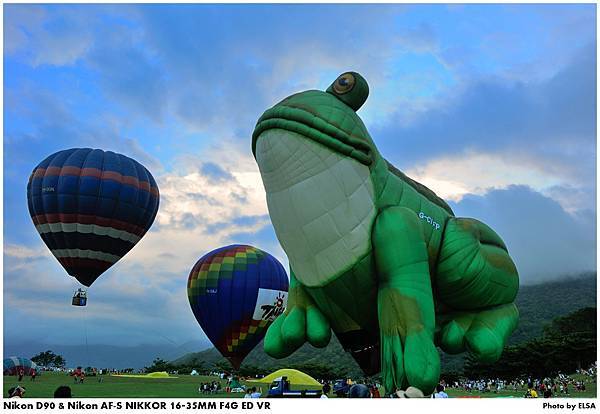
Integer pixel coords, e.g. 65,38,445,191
190,370,199,376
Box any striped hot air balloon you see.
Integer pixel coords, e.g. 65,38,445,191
27,148,160,287
187,245,289,369
3,357,38,376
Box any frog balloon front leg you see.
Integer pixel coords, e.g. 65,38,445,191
264,270,331,358
373,207,440,394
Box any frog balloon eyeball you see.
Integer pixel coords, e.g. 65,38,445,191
326,71,369,111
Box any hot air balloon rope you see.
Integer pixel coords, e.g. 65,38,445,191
82,306,91,369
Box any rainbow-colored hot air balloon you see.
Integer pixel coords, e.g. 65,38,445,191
187,245,289,368
27,148,160,288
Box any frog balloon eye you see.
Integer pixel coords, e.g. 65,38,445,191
326,71,370,111
333,73,356,94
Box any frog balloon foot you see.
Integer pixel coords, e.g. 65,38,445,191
437,303,519,363
264,292,331,358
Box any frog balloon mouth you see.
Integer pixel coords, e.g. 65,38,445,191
252,104,372,166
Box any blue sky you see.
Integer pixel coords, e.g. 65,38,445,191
4,4,596,350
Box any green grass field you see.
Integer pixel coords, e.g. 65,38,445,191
2,372,313,398
3,372,596,398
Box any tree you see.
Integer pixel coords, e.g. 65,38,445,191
542,307,596,371
144,358,172,373
53,355,66,368
464,307,597,379
238,364,269,378
214,360,234,374
31,350,66,368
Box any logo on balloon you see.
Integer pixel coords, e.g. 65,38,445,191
253,289,288,322
418,211,441,230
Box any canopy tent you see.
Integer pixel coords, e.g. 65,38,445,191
3,357,38,376
251,369,321,387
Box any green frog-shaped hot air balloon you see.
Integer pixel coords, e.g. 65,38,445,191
251,72,519,395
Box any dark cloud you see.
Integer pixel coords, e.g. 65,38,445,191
179,213,201,230
203,221,231,235
230,192,248,205
450,185,596,285
199,162,234,182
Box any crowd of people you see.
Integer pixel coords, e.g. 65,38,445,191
198,381,222,394
444,362,597,398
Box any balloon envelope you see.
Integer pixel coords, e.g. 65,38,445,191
3,357,38,376
187,245,289,368
27,148,160,287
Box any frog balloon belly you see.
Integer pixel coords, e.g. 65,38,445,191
252,72,520,395
256,128,376,286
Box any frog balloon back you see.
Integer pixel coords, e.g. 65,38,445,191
252,71,519,395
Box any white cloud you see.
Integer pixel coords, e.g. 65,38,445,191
110,140,271,279
404,150,583,213
4,243,47,260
